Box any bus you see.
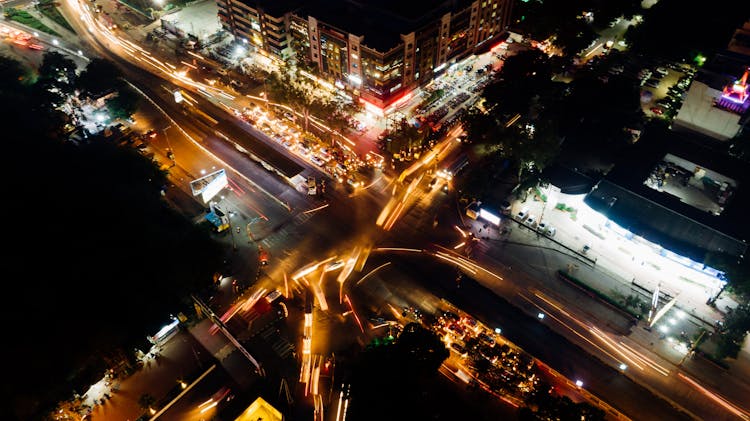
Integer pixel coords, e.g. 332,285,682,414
437,153,469,181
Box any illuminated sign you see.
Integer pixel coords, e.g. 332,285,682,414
190,169,228,203
479,208,501,226
721,67,749,104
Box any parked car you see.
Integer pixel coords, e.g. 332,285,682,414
517,207,529,221
311,155,326,166
650,106,664,115
525,215,536,227
450,342,466,353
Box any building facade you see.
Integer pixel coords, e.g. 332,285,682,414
217,0,513,109
217,0,294,60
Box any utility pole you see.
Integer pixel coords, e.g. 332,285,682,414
678,329,706,367
162,125,175,167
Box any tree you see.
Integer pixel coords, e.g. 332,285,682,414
266,67,329,132
714,303,750,359
319,97,361,144
704,252,750,302
106,86,141,121
0,55,28,89
77,58,123,98
482,49,556,117
554,72,642,164
345,323,449,420
624,0,747,63
385,119,428,156
585,0,642,29
37,51,77,92
0,54,225,421
553,19,598,58
265,66,358,137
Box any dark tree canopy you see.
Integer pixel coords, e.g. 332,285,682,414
483,49,556,117
77,57,124,97
0,56,224,421
624,0,748,63
554,72,642,162
106,85,141,120
345,323,449,420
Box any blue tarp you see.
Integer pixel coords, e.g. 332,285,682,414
205,212,222,227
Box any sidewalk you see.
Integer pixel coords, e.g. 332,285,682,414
87,328,212,421
462,206,750,418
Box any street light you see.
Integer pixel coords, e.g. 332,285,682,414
162,125,175,167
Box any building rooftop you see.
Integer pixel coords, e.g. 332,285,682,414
672,80,745,141
642,153,737,216
298,0,473,52
234,397,283,421
597,130,750,242
234,0,302,18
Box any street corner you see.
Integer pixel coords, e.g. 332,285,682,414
246,217,273,240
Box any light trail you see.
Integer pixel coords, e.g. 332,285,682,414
519,293,624,366
386,303,402,319
587,328,646,371
431,244,503,281
383,202,405,231
313,271,328,311
453,242,466,249
362,175,382,190
504,113,520,128
433,251,477,274
585,43,603,58
344,294,365,333
531,291,669,375
677,373,750,420
292,259,326,280
375,199,395,227
303,203,330,214
454,225,468,237
335,390,344,421
372,247,422,253
356,262,392,285
613,339,670,376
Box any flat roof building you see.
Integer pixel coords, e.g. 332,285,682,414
234,397,283,421
672,21,750,141
584,130,749,263
217,0,513,108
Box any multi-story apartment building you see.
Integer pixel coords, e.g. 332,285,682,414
217,0,513,110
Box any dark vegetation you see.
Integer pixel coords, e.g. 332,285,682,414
0,54,223,421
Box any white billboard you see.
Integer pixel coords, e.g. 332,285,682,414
190,169,228,203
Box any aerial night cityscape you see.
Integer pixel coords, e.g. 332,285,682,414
3,0,750,420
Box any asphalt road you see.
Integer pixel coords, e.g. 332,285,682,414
52,3,749,420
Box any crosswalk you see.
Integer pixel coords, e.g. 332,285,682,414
259,325,296,359
258,210,315,248
271,338,296,359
